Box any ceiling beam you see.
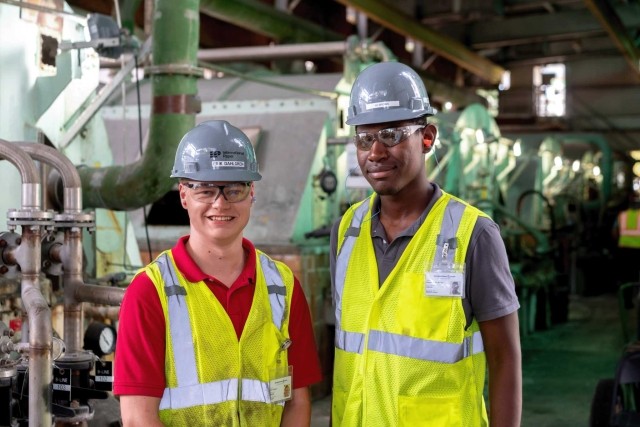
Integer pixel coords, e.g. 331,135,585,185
333,0,506,85
199,0,343,43
583,0,640,76
469,4,640,49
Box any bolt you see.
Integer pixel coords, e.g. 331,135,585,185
0,240,6,247
0,266,8,275
15,238,21,245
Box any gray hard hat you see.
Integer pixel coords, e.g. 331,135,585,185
170,120,262,182
346,62,436,126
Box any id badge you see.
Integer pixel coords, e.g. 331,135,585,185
425,263,465,298
269,365,293,403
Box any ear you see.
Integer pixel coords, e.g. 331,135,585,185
421,124,438,153
178,183,188,209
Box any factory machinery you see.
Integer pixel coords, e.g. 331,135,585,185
0,0,635,426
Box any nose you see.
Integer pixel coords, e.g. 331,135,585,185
210,191,228,205
367,138,389,161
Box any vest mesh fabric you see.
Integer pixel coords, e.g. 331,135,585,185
619,209,640,248
145,249,292,426
334,193,489,427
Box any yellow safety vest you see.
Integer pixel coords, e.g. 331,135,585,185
144,249,293,426
619,209,640,249
333,192,489,427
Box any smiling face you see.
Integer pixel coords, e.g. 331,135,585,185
355,120,436,197
179,180,254,245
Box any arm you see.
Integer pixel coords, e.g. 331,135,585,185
479,312,522,427
113,272,167,421
120,396,163,427
281,387,311,427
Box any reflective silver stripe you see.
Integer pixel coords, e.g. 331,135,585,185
472,330,484,354
334,202,370,332
159,378,239,410
241,379,286,407
367,330,484,363
436,198,466,264
155,254,198,387
259,254,286,330
335,327,365,354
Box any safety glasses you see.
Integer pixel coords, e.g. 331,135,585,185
354,125,425,151
183,182,251,203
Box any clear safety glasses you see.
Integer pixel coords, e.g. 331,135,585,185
183,182,251,203
354,125,425,151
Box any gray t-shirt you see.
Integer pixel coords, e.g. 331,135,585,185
329,183,520,328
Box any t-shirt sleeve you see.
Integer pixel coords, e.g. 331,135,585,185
467,217,520,322
113,272,166,397
288,277,323,389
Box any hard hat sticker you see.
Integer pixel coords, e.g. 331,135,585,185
365,101,400,110
212,160,245,168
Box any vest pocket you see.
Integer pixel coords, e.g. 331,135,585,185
398,395,459,426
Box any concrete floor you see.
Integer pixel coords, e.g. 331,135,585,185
85,292,622,426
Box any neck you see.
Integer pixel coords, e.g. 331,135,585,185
186,233,246,286
379,180,434,219
377,181,434,242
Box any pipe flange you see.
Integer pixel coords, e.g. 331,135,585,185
145,64,204,77
0,231,20,279
53,212,96,229
56,351,95,370
6,209,54,226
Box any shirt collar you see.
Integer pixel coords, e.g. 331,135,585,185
171,235,257,285
370,183,442,239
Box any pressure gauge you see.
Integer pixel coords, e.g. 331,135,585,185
83,322,117,357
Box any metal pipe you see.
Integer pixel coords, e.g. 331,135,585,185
76,284,125,307
79,0,201,210
61,228,84,354
16,142,82,213
198,41,348,62
15,227,52,427
0,139,41,210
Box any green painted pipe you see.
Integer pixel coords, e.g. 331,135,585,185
80,0,200,210
200,0,343,43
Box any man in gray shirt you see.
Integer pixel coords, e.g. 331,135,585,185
329,62,521,427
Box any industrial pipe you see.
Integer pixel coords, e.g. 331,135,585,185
198,41,348,62
16,142,82,213
0,140,52,426
0,139,41,210
78,0,200,210
75,285,125,307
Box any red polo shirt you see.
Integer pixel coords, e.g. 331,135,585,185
114,236,322,397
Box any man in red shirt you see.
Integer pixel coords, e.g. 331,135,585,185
114,120,322,426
